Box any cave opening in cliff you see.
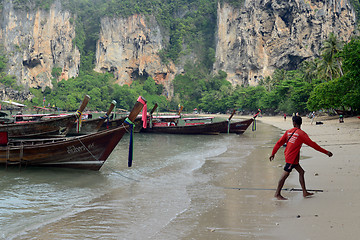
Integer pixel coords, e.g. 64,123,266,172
23,58,41,68
287,55,304,70
131,68,149,83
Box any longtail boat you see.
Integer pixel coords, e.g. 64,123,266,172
0,96,146,170
68,100,143,135
140,108,260,135
68,100,117,135
224,110,260,134
0,95,90,138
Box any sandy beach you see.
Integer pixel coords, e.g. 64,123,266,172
189,114,360,240
246,115,360,240
260,115,360,240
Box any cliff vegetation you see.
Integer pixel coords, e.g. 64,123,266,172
0,0,359,115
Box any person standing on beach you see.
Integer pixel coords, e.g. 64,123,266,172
269,116,333,200
311,111,315,125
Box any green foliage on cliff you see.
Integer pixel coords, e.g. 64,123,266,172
28,71,167,111
0,47,22,91
57,0,217,71
349,0,360,22
171,32,360,115
4,0,360,114
11,0,54,10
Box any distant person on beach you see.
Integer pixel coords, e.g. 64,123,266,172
269,115,333,200
311,111,315,125
283,113,286,121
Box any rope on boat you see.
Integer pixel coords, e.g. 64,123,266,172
77,138,99,161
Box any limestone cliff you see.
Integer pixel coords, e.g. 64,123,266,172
0,0,80,91
0,0,357,98
214,0,357,86
94,15,177,97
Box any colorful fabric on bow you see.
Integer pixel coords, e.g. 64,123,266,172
100,113,110,129
124,117,134,167
137,96,147,128
252,119,256,131
76,110,83,133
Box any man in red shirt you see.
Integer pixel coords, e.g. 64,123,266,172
269,116,333,200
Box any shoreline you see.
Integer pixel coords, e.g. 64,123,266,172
186,114,360,239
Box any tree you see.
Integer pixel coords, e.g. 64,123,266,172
300,60,318,83
306,79,344,111
318,33,344,81
338,37,360,111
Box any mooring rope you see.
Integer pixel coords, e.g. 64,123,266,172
77,138,99,161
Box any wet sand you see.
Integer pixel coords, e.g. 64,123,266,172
181,116,282,239
187,114,360,239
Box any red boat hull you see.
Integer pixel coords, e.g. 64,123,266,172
141,118,254,135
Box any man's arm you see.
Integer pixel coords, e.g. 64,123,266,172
302,132,333,157
269,132,288,161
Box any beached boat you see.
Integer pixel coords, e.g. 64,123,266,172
0,95,90,138
0,96,146,170
221,109,261,134
140,115,220,134
140,109,260,135
67,100,117,135
68,100,143,135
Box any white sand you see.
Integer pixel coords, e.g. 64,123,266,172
259,115,360,240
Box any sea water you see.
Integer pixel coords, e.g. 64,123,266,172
0,120,282,240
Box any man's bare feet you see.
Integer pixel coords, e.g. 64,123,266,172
275,194,288,200
303,192,314,198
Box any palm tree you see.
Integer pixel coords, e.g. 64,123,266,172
319,32,344,81
300,60,318,83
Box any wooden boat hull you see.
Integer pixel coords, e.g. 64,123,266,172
0,114,78,138
226,118,254,134
0,95,146,170
141,121,222,134
141,118,254,135
0,125,128,170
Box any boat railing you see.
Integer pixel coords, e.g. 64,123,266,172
6,137,67,147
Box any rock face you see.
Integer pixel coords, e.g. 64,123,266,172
0,0,80,90
0,0,357,97
213,0,357,86
94,14,177,97
0,85,32,103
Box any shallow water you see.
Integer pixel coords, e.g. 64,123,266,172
0,120,282,240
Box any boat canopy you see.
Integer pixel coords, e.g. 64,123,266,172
11,114,56,118
152,116,181,119
182,117,214,121
1,100,26,107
